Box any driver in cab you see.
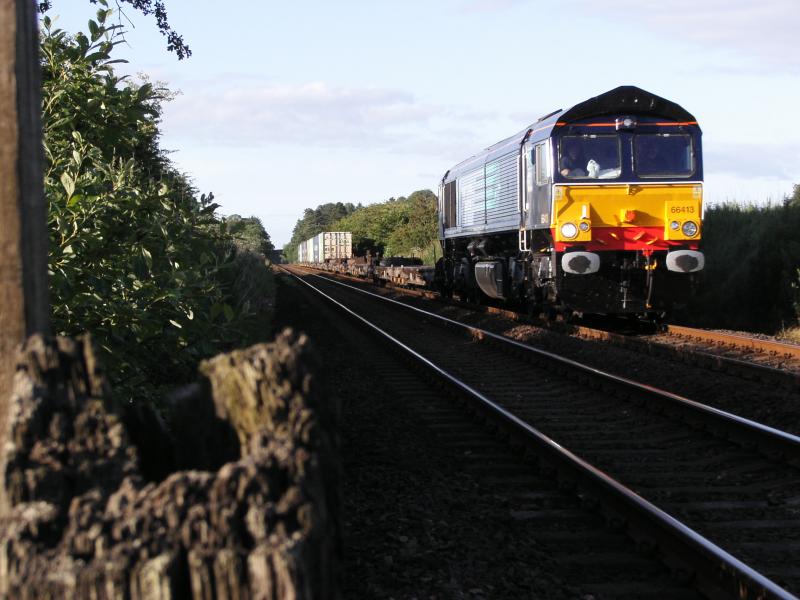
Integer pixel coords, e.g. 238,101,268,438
560,141,586,177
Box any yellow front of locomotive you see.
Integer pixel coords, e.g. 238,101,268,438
549,116,704,314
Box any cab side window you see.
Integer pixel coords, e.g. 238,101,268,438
534,142,550,185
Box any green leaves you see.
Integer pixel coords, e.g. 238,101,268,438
42,15,273,408
689,201,800,332
224,215,274,256
140,247,153,270
88,19,100,42
60,171,75,199
284,193,439,264
137,82,154,101
222,303,235,322
284,202,358,261
39,0,191,60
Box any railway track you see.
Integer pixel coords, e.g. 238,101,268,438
291,264,800,389
277,268,703,599
574,324,800,387
281,264,800,599
665,326,800,361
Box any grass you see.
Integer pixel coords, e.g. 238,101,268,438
777,326,800,344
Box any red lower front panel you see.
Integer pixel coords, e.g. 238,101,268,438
554,226,701,253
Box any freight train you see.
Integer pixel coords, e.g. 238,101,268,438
297,86,704,319
295,231,437,287
439,85,704,318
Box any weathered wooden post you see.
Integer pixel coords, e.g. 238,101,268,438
0,0,49,495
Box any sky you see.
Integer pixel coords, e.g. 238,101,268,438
49,0,800,246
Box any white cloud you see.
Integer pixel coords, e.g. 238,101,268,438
704,175,794,206
459,0,524,12
705,141,800,181
572,0,800,71
161,80,501,157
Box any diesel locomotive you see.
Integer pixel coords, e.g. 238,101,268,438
438,86,704,317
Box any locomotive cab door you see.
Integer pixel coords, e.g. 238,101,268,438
529,139,552,230
520,142,532,234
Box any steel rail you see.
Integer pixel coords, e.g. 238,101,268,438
291,265,800,388
301,268,800,465
667,324,800,359
573,324,800,389
281,266,797,600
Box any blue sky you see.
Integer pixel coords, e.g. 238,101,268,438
49,0,800,245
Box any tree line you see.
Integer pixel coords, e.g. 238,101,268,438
284,190,439,264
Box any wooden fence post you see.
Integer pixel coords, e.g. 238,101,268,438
0,0,49,498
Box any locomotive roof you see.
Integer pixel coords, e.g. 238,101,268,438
442,86,698,184
558,85,697,124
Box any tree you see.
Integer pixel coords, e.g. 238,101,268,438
789,184,800,207
39,0,190,59
284,202,358,261
225,215,274,256
387,190,438,257
285,192,440,263
42,13,271,406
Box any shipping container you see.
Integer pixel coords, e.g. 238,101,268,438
317,231,352,260
297,239,309,262
297,231,352,263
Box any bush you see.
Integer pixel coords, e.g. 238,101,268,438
42,8,273,406
686,198,800,333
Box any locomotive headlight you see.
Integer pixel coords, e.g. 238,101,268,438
670,221,680,231
579,221,590,232
560,222,578,239
681,221,698,237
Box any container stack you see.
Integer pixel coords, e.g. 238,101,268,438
297,232,352,263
